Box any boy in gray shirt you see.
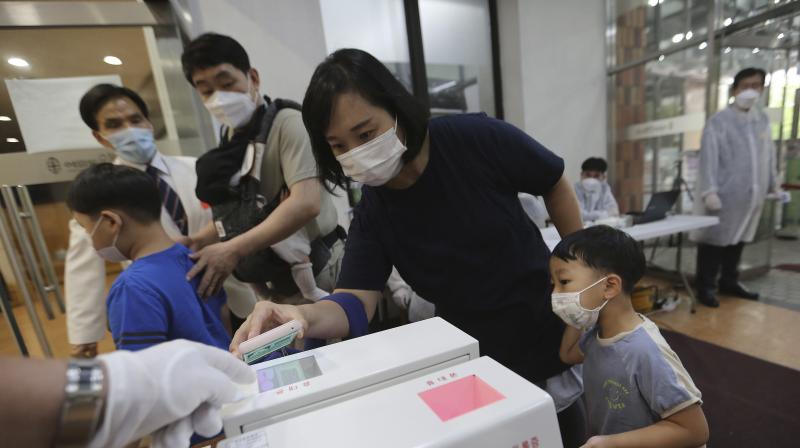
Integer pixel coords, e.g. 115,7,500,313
550,226,709,447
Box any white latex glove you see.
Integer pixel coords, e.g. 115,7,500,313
703,192,722,211
407,292,436,323
89,340,255,448
386,268,414,309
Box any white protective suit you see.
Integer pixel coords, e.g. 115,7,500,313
691,105,777,246
574,180,620,222
518,193,550,228
65,153,258,345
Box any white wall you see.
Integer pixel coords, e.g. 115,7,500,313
498,0,607,183
319,0,409,62
175,0,328,102
418,0,491,66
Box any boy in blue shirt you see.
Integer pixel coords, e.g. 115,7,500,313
67,163,229,352
551,226,709,447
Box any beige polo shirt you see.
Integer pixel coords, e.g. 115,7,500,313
258,108,337,240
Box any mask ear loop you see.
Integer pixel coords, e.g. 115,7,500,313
90,214,122,247
577,276,609,312
89,217,104,237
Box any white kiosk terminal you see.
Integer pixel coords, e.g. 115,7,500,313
221,356,563,448
223,317,480,435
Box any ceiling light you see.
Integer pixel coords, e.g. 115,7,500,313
724,17,733,27
6,137,19,143
648,0,658,6
686,31,694,40
0,116,10,122
103,56,122,66
658,54,665,62
699,42,708,50
753,47,760,53
724,47,732,53
778,33,785,39
672,33,685,43
7,57,29,68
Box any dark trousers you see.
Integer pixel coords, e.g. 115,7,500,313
557,398,587,448
695,242,746,292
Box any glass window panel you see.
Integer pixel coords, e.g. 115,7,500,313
717,13,800,141
419,0,496,116
607,0,712,68
655,137,681,191
722,0,786,26
0,27,164,154
319,0,412,92
610,46,707,212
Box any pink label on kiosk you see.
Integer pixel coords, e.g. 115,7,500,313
418,374,505,422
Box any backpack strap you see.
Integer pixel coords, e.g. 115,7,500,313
254,98,303,145
240,98,303,183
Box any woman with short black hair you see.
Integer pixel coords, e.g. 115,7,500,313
233,48,586,446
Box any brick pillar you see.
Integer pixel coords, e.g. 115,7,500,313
612,5,647,213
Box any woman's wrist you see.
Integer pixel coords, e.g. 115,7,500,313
296,303,315,333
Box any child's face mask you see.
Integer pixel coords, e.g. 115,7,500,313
551,276,608,330
89,216,128,263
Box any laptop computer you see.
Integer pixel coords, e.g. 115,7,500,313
627,190,680,225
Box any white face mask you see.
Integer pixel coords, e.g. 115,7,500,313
335,120,408,187
551,276,608,330
581,177,602,192
734,88,760,110
90,217,128,263
203,77,258,129
105,127,157,164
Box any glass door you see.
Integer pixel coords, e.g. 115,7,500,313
708,9,800,273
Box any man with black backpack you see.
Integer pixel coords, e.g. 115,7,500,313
180,33,345,326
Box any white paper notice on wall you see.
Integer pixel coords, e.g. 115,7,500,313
5,75,123,153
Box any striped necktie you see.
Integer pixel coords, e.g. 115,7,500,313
146,165,189,236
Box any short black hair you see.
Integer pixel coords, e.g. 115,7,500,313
552,225,645,294
181,33,251,85
581,157,608,173
79,84,149,131
302,48,430,189
733,67,766,90
67,163,161,223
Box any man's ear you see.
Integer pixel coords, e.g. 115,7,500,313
249,67,261,92
604,274,623,300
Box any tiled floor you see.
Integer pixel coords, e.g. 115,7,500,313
649,236,800,310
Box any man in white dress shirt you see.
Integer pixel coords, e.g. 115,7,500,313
65,84,257,357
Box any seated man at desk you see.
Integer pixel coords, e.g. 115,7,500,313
574,157,620,222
